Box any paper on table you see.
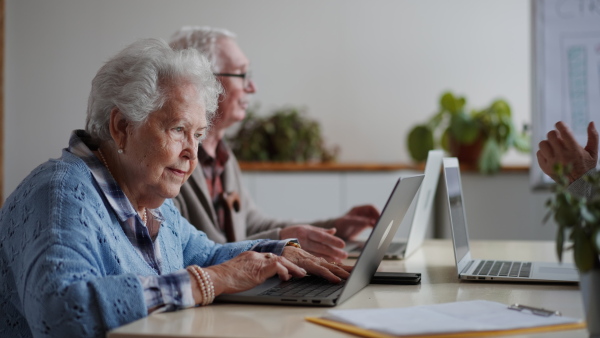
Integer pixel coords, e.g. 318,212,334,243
321,300,582,336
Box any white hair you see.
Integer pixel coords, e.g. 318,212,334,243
85,38,222,143
168,26,236,72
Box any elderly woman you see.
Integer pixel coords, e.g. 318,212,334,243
0,38,350,338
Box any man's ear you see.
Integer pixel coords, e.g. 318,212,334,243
108,108,129,151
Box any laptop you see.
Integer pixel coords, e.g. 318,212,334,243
346,150,443,259
442,157,578,283
216,174,424,306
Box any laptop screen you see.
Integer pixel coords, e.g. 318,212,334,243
444,164,470,263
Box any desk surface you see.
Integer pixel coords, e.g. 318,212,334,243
108,240,586,338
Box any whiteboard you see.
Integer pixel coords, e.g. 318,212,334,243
532,0,600,189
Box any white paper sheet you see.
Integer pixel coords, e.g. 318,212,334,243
323,300,581,336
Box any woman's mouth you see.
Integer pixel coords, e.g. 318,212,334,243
168,167,187,177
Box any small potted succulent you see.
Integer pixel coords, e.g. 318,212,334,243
545,165,600,336
406,91,529,174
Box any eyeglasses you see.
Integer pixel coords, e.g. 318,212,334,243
213,71,253,89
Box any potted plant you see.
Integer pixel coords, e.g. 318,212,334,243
545,165,600,336
227,105,339,163
406,91,529,174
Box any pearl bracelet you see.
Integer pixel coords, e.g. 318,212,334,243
186,265,215,306
197,266,215,306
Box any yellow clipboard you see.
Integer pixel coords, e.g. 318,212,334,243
305,316,586,338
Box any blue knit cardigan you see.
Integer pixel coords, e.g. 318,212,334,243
0,149,263,337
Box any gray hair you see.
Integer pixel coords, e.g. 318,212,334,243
168,26,236,72
85,38,222,143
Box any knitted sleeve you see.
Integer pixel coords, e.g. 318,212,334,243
1,160,147,337
567,168,598,199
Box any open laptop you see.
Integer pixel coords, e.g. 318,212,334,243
346,150,443,259
442,157,578,283
216,174,424,306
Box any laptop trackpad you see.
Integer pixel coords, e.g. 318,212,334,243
537,266,578,275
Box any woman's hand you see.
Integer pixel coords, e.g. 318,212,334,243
202,251,307,296
280,225,347,263
537,121,598,183
281,246,352,283
332,204,380,240
278,204,379,263
198,247,353,301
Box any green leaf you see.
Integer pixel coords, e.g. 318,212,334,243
449,112,479,144
552,192,579,227
573,227,596,272
440,92,458,113
456,97,466,111
496,116,513,150
542,210,552,225
491,99,511,118
407,125,434,162
512,133,530,152
580,205,598,224
477,138,502,174
556,226,564,262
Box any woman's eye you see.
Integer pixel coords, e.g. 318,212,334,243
194,133,202,140
174,127,184,133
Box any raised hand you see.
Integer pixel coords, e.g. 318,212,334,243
537,121,598,183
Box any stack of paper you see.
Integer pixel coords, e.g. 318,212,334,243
307,300,584,337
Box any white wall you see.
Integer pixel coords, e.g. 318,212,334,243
242,170,557,241
5,0,532,199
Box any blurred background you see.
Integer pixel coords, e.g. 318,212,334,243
5,0,531,197
7,0,556,240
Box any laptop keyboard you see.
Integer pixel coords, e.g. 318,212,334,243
259,275,346,298
473,260,532,278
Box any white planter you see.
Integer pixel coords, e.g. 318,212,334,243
580,268,600,337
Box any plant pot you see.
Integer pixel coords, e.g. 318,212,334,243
448,135,484,167
580,268,600,337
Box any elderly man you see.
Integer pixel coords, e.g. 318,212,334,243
537,121,599,198
170,26,379,262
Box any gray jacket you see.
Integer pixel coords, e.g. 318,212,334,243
173,144,333,243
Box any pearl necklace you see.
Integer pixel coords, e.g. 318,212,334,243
98,148,148,225
97,148,113,178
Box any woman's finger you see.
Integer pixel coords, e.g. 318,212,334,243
299,258,346,283
304,243,347,262
274,255,306,279
329,261,354,274
325,261,352,278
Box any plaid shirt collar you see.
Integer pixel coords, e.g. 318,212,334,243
68,130,165,272
198,140,230,176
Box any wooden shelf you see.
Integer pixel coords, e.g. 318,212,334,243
238,161,530,173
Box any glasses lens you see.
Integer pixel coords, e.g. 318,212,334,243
244,71,252,89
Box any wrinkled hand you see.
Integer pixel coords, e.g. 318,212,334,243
537,121,598,183
204,251,306,296
281,246,352,283
332,204,380,240
280,225,347,263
